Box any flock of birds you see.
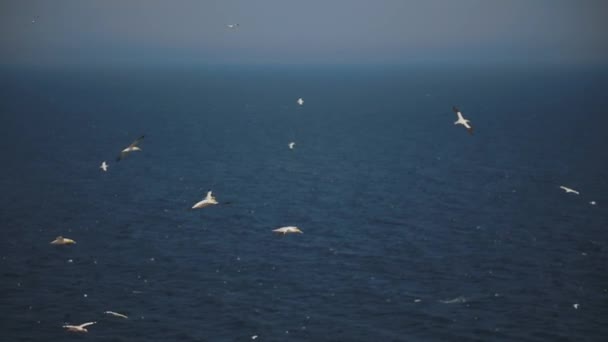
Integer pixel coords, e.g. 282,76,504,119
18,15,598,339
49,96,595,333
51,89,601,331
52,96,309,334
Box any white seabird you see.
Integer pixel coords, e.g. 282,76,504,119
100,161,108,172
116,135,144,161
560,186,580,195
192,191,219,209
226,24,239,29
452,106,473,135
297,98,304,106
273,226,302,235
288,142,295,150
62,321,96,333
50,236,76,245
104,311,128,319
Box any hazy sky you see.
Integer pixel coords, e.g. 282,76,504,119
1,0,607,66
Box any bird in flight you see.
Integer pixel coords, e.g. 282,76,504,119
192,191,219,209
452,106,473,135
288,142,295,150
104,311,128,319
50,236,76,245
226,24,239,29
273,226,303,235
559,186,580,195
297,98,304,106
100,161,108,172
117,135,144,161
62,321,96,333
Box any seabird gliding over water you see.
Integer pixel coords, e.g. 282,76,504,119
560,186,580,195
50,236,76,245
117,135,144,161
288,142,296,150
273,226,303,235
62,322,96,333
226,24,239,29
104,311,128,319
297,98,304,106
100,161,108,172
452,106,473,135
192,191,219,209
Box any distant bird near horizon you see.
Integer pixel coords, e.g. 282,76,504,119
452,106,473,135
100,161,108,172
31,15,39,24
297,98,304,106
62,321,96,333
273,226,302,235
116,135,144,161
226,24,239,29
104,311,128,319
192,190,219,209
560,186,580,195
50,236,76,245
288,142,295,150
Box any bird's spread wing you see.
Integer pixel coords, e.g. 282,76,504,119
105,311,128,318
129,135,145,148
80,322,96,328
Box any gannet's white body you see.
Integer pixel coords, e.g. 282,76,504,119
560,186,580,195
192,191,219,209
62,322,96,333
452,106,473,135
273,226,302,235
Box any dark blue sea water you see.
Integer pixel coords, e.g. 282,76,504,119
1,65,607,341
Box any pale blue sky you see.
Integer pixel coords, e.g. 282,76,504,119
1,0,606,66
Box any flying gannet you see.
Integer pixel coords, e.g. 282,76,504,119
192,191,219,209
273,226,302,235
288,142,295,150
104,311,128,319
226,24,240,29
116,135,144,161
62,321,96,333
297,98,304,106
50,236,76,245
100,161,108,172
560,186,580,195
452,106,473,135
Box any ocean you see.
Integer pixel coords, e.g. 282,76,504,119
1,64,607,341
